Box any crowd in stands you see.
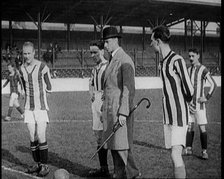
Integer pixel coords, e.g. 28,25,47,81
1,41,221,79
42,42,62,66
2,42,23,69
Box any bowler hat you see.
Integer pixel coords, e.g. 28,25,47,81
102,26,121,40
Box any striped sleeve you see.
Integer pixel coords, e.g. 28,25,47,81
3,77,9,88
204,70,217,100
89,68,94,95
174,58,194,102
42,65,52,92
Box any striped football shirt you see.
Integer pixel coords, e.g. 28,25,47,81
188,64,217,111
20,60,52,111
160,51,194,126
3,72,22,95
90,61,108,91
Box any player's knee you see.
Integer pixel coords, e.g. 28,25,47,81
199,125,206,133
187,122,194,132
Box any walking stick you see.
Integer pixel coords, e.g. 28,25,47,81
90,98,151,160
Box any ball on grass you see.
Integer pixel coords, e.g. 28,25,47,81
53,169,70,179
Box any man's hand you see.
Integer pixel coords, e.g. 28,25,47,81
118,115,127,126
101,93,105,101
197,97,207,103
91,95,95,102
20,89,25,96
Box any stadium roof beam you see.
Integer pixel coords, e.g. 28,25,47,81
1,0,221,57
1,0,221,26
166,18,185,27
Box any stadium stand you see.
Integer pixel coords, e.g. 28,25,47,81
1,29,221,79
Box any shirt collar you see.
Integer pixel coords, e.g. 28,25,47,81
112,47,121,57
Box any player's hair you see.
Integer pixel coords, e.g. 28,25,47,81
23,41,35,51
152,25,171,43
188,48,199,54
89,40,104,50
7,62,16,68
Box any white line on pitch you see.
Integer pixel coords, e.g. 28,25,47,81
2,165,41,179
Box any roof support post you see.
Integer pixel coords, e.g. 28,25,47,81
142,26,145,51
100,15,104,39
190,19,194,48
184,19,187,51
66,23,70,51
200,20,205,63
119,26,123,46
9,20,13,47
94,24,97,40
37,12,41,61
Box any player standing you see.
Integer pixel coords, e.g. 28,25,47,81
20,41,52,177
88,40,110,177
2,62,24,121
150,25,194,179
184,48,217,159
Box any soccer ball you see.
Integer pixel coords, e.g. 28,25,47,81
53,168,70,179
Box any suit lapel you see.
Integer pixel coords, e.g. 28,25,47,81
103,48,122,86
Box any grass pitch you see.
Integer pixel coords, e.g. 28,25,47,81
1,88,221,178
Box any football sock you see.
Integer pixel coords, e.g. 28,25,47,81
98,146,108,169
30,140,40,163
186,131,194,147
39,141,48,164
7,107,13,117
174,165,186,179
200,132,207,150
16,107,24,114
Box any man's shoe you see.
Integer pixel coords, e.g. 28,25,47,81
201,151,209,160
183,147,193,155
88,168,110,177
132,172,142,179
38,164,50,177
27,163,41,174
4,116,11,121
21,114,24,119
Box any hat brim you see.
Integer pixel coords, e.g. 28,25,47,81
102,34,122,40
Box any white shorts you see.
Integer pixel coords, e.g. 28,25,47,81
163,124,188,149
189,109,207,125
24,110,49,124
91,91,103,130
9,92,20,107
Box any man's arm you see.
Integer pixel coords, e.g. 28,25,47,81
43,66,52,93
89,69,95,102
2,78,9,88
198,71,217,103
174,58,194,102
117,61,135,126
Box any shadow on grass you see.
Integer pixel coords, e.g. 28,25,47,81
1,115,23,122
2,148,29,168
14,146,93,177
133,140,169,151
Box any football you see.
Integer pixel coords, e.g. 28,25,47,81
53,168,70,179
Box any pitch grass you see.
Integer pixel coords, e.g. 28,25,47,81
1,88,221,178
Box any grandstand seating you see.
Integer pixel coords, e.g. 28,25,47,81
1,48,221,79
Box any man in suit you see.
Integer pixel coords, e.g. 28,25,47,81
102,26,141,179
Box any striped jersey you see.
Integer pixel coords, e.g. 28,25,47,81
188,64,216,111
160,51,194,126
3,72,22,94
90,61,108,91
20,60,52,111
